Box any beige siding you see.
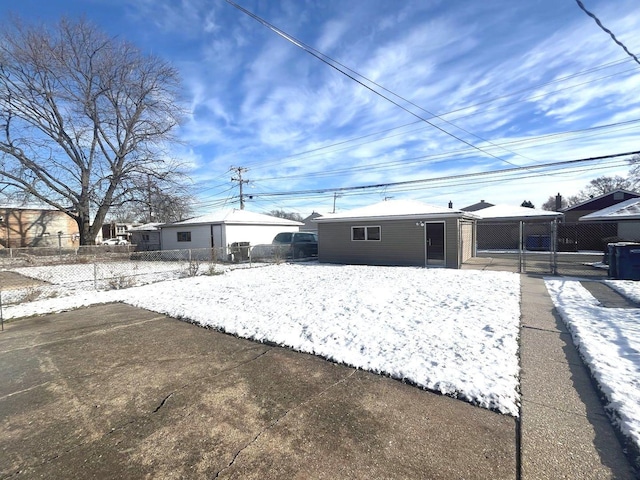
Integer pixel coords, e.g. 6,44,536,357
459,220,474,263
318,217,465,268
1,208,78,248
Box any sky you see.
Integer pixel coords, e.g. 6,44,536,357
1,0,640,217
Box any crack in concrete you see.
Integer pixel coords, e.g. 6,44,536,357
212,368,358,479
1,316,167,354
153,392,174,413
521,324,568,335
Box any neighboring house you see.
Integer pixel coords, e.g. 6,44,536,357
579,198,640,242
128,223,163,251
160,209,303,260
301,212,321,232
313,199,477,269
101,222,141,243
560,189,640,251
0,205,78,248
472,204,563,250
561,189,640,223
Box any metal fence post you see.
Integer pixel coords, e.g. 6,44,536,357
518,221,523,273
551,220,558,275
1,289,4,331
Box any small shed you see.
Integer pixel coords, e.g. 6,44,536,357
160,209,303,259
313,199,477,268
579,198,640,241
129,223,163,251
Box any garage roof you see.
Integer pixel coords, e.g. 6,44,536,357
579,198,640,221
163,209,303,227
314,199,477,223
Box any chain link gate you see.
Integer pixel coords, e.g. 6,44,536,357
470,219,609,276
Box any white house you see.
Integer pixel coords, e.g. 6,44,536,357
160,209,303,259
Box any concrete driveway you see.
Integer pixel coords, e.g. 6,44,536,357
1,303,516,479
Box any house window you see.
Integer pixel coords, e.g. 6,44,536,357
177,231,191,242
351,226,381,241
142,234,150,241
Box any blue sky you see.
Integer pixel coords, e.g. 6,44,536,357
1,0,640,216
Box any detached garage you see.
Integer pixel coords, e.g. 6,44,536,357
314,199,477,268
160,209,302,259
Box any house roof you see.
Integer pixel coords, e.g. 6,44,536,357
128,222,163,231
474,204,563,221
162,209,303,227
314,199,477,223
561,189,640,212
1,203,59,211
461,200,495,212
579,198,640,221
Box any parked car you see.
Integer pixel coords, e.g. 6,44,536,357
272,232,318,258
102,238,128,245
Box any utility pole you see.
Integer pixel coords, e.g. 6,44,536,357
231,166,250,210
332,192,342,214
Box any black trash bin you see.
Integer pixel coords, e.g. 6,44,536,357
615,243,640,280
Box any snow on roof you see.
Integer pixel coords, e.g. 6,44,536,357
579,198,640,221
314,199,477,222
474,204,562,220
0,203,59,211
164,209,303,227
128,222,163,231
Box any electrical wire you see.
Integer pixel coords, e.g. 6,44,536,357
575,0,640,66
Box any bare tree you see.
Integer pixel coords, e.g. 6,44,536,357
584,175,634,196
268,209,303,222
0,17,186,244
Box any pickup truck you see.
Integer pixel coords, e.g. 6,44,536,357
272,232,318,259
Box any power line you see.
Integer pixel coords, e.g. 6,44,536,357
226,0,523,168
248,150,640,198
575,0,640,66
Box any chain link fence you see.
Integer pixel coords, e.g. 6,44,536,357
470,220,611,277
0,242,318,320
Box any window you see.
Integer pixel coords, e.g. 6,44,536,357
177,231,191,242
142,234,150,241
351,226,381,241
295,233,317,242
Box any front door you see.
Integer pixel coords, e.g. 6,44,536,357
425,222,445,266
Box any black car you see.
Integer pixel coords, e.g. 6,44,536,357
272,232,318,258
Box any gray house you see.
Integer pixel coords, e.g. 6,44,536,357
129,223,162,251
314,199,477,268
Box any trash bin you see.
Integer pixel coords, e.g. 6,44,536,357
526,235,551,251
615,243,640,280
229,242,250,262
607,243,618,278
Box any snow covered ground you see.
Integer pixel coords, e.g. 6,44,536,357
2,263,522,416
545,278,640,455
